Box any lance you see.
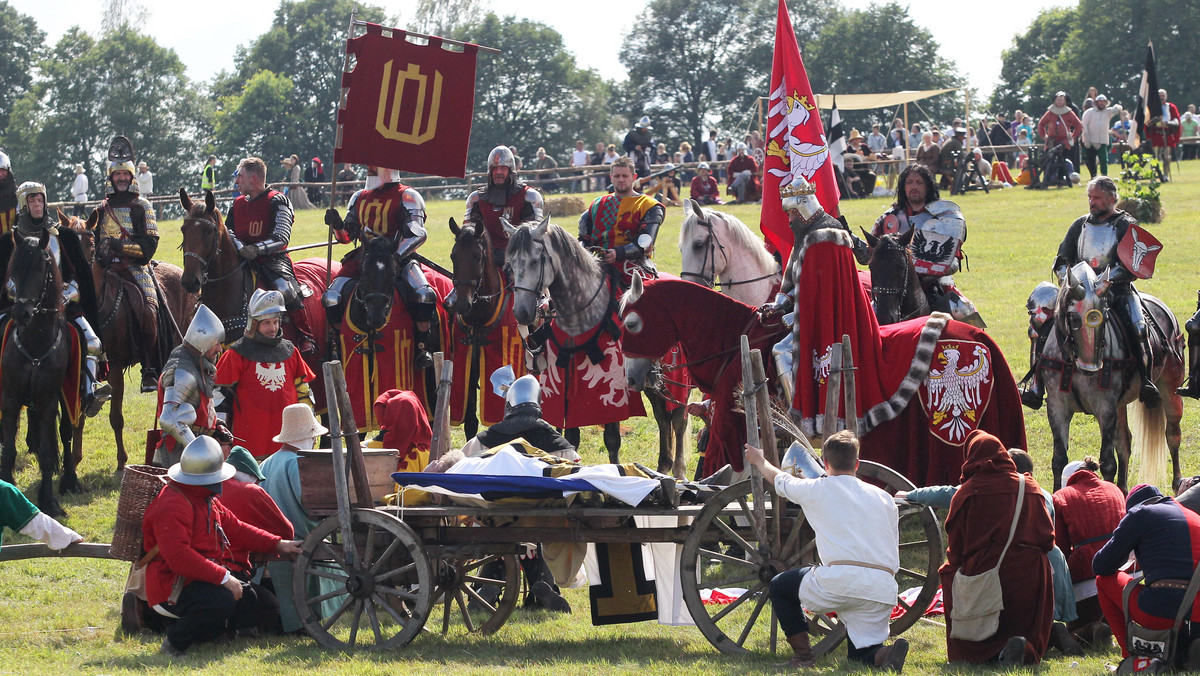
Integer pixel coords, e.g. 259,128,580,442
286,240,339,255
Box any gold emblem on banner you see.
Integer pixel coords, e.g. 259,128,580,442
376,60,442,144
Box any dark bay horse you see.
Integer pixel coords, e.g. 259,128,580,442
72,213,195,470
447,218,526,438
1039,263,1185,490
178,189,332,411
505,219,687,474
861,228,927,325
0,230,79,516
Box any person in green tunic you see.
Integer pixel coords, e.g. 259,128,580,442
0,479,81,550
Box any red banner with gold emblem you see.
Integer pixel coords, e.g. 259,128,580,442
335,23,479,178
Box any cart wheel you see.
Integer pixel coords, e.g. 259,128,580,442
680,462,942,657
294,508,433,651
431,553,520,635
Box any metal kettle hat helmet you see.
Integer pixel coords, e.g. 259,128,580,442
15,181,46,211
0,151,11,172
184,304,225,353
169,436,235,485
504,374,542,417
245,288,286,337
487,146,517,172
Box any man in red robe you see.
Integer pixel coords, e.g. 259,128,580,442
941,430,1054,665
215,290,315,459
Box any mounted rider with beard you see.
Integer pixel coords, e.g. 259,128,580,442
463,146,545,270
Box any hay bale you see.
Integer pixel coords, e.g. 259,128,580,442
545,196,586,218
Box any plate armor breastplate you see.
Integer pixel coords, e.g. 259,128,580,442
1077,220,1120,272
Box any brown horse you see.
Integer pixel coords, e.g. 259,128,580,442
71,213,195,470
177,189,333,412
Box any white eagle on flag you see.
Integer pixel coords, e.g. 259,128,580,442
923,344,992,443
767,79,830,184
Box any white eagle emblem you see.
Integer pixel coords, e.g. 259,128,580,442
579,342,630,408
921,343,992,443
255,362,287,392
766,79,830,185
812,344,834,384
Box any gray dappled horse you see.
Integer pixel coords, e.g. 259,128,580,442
1036,262,1185,491
505,218,688,476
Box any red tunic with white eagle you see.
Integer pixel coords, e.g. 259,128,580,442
214,345,315,459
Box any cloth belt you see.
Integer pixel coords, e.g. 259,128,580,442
1149,579,1194,591
826,559,897,575
1072,532,1114,548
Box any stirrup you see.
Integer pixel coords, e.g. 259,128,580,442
1139,380,1161,408
85,383,112,418
140,369,158,394
1020,387,1044,410
413,348,433,370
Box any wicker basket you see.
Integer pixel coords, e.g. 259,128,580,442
109,464,168,561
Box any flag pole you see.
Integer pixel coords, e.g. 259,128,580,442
326,8,357,288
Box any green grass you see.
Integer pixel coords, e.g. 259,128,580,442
4,166,1200,672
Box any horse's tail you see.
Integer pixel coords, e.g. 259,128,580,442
1131,399,1169,487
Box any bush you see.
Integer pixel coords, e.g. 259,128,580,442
1119,151,1165,222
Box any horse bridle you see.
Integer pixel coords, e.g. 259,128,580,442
871,244,929,322
10,249,62,365
679,213,775,290
182,214,243,285
452,235,505,306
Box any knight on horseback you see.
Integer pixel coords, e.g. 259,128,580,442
0,152,16,233
323,166,438,370
464,145,544,268
226,157,319,357
2,181,109,417
93,136,161,392
869,163,983,325
1022,176,1161,409
578,156,663,288
155,305,230,467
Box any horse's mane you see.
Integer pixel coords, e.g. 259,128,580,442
682,208,776,273
364,233,394,258
508,222,600,278
184,201,225,229
871,231,914,262
457,221,493,255
10,235,63,313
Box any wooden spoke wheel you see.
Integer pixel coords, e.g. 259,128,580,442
430,552,521,636
680,462,941,657
294,508,433,651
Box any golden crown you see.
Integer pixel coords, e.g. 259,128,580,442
779,179,816,198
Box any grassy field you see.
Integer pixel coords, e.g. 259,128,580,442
3,164,1200,673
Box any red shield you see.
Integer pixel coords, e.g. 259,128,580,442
1117,224,1163,279
919,340,994,445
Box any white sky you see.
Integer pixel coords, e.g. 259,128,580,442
14,0,1065,97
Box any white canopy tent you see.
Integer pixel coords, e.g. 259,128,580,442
812,88,958,110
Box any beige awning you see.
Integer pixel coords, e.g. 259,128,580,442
813,89,959,110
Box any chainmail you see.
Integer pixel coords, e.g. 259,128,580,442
228,334,296,363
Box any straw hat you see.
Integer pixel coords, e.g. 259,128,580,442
273,404,329,444
74,164,85,174
848,129,863,141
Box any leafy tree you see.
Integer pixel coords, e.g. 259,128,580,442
0,2,47,137
228,0,387,175
213,70,298,173
803,2,964,131
620,0,771,151
4,26,206,201
409,0,484,36
455,13,620,171
990,7,1077,115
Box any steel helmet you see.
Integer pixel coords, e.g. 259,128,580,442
487,146,517,172
0,152,10,172
168,436,235,485
246,288,286,337
184,304,225,354
504,374,541,417
15,181,46,212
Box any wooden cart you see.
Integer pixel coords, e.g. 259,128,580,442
295,357,944,655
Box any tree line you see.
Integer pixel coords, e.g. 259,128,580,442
11,0,1168,202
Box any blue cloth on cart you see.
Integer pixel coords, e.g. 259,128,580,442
393,472,600,501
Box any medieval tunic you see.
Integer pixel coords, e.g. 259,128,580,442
465,181,538,264
0,175,15,234
773,472,899,649
0,479,81,550
579,193,663,286
335,181,418,279
218,478,294,578
214,338,315,459
1053,470,1125,584
941,431,1053,664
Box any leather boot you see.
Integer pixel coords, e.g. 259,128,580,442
781,632,816,669
874,638,909,672
140,367,159,394
1133,337,1161,408
289,306,318,356
1020,377,1044,410
1177,366,1200,398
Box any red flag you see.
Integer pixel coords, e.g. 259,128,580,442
760,0,840,260
335,24,479,178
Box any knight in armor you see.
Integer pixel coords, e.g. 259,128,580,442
214,289,315,460
869,163,984,326
463,146,545,268
155,305,230,468
0,152,16,233
1022,176,1160,409
764,176,856,318
0,182,110,416
226,157,318,357
93,136,162,392
578,156,664,288
323,166,438,369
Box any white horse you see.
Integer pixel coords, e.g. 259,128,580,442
678,199,780,307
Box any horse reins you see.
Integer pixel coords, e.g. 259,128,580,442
871,245,929,322
679,215,776,290
10,250,62,366
182,214,245,284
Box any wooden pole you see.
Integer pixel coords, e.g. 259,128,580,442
740,335,767,554
750,349,780,553
822,343,843,440
326,9,357,288
840,334,858,436
326,360,373,509
429,355,454,461
323,361,358,565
